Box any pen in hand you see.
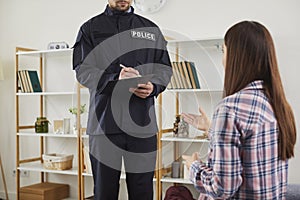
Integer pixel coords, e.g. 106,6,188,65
119,64,141,77
119,64,127,69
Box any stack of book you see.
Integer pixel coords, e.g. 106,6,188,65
168,61,201,89
17,70,42,93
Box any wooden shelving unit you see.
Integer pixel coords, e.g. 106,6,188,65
15,47,82,199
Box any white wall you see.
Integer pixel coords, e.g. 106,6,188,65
1,0,299,198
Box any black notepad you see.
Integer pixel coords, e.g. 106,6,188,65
100,74,154,94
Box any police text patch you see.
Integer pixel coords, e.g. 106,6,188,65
131,30,156,41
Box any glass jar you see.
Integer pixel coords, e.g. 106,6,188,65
35,117,49,133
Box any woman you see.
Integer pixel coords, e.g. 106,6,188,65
182,21,296,199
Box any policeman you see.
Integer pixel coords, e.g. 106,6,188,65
72,0,172,199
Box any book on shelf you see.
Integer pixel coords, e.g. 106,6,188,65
167,64,178,89
17,71,25,92
25,71,33,92
167,76,173,89
180,61,192,89
23,70,31,92
20,70,29,92
188,62,201,89
27,70,42,92
170,62,179,89
167,61,201,89
176,62,188,89
185,61,197,89
173,62,184,89
17,70,42,93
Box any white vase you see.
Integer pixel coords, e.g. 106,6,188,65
73,115,79,134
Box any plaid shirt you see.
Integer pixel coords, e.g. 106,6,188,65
190,80,288,200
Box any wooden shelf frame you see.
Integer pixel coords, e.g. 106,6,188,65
157,44,181,200
15,47,82,200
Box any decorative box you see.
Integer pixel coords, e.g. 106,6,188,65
20,182,69,200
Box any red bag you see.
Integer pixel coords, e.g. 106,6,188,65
164,186,195,200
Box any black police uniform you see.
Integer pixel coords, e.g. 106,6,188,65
73,5,172,200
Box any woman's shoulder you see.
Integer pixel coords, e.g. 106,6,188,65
221,80,267,107
216,81,275,123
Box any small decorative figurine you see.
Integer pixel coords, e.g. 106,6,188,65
173,114,189,137
177,115,189,137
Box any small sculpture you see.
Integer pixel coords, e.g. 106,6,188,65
173,114,189,137
173,114,180,136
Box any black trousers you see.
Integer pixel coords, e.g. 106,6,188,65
89,134,157,200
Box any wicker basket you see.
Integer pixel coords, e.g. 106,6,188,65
42,154,73,170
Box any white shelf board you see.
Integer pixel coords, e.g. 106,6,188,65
166,88,223,93
82,172,92,177
16,92,76,96
161,177,192,184
161,133,209,143
17,132,89,138
17,132,78,138
167,37,223,48
18,163,78,176
16,48,73,57
167,37,223,43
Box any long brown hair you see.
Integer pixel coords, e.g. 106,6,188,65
224,21,296,160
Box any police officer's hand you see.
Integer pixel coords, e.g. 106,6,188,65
129,82,154,98
119,66,140,79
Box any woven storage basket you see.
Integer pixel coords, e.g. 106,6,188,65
42,154,73,170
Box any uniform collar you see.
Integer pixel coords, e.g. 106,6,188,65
104,5,134,16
